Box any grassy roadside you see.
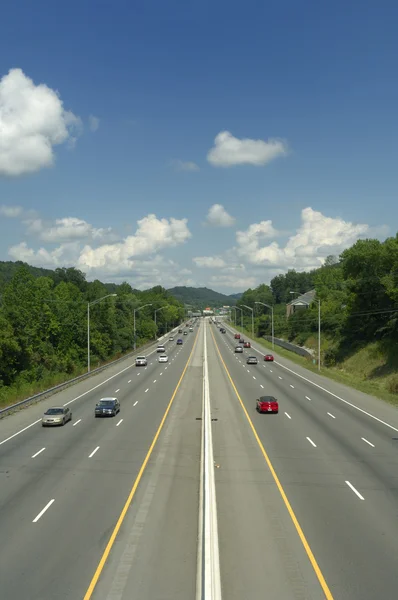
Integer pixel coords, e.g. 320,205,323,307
0,340,154,410
230,323,398,407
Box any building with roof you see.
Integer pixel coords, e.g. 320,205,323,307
286,289,316,317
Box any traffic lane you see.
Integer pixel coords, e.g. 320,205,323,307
213,329,398,600
218,334,398,493
0,334,191,463
0,330,200,600
207,327,326,600
91,324,203,599
0,334,196,515
221,320,398,432
220,327,398,456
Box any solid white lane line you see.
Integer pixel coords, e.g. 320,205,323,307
197,318,222,598
306,437,317,447
145,388,149,393
133,401,138,406
73,419,81,427
115,389,120,393
361,437,375,448
31,447,46,459
290,384,295,389
327,412,336,419
33,499,55,523
0,419,42,446
260,384,264,389
116,419,123,427
305,396,312,401
89,446,100,458
285,412,291,419
345,480,365,500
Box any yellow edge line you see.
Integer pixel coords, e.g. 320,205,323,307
209,326,334,600
83,330,200,599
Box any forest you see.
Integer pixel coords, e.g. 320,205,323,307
0,263,185,406
235,235,398,393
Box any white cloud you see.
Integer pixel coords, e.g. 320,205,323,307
209,274,257,289
207,131,288,167
0,68,82,176
8,241,81,268
171,159,199,172
77,214,191,272
27,217,113,243
206,204,235,227
0,204,23,217
88,115,100,132
236,220,279,254
193,256,226,268
236,207,370,270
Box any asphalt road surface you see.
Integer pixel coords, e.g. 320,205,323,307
1,318,398,599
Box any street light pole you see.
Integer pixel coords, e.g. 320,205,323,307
87,294,117,373
318,299,321,372
154,306,167,338
133,303,153,351
241,304,254,338
255,301,274,350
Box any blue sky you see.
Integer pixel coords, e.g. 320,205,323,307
0,0,397,293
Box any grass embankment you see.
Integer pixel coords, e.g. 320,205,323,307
232,324,398,406
0,342,152,410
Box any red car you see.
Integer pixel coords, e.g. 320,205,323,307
234,333,240,339
264,354,274,362
243,341,251,348
256,396,278,414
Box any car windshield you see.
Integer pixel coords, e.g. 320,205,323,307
260,397,276,403
137,357,146,360
45,408,63,415
98,400,115,406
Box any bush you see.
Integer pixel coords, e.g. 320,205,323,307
387,374,398,395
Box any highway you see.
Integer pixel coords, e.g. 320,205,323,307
1,318,398,598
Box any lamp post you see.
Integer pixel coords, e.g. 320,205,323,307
315,298,321,372
241,304,254,338
154,306,168,338
133,303,153,350
234,306,243,328
87,294,117,373
255,301,274,350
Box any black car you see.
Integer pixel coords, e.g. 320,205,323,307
220,328,226,333
239,338,245,344
95,398,120,417
178,329,183,333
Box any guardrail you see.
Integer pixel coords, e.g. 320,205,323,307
263,335,313,358
0,332,175,418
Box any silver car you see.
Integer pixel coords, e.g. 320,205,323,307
235,346,244,353
42,406,72,427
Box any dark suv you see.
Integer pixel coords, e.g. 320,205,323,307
95,398,120,417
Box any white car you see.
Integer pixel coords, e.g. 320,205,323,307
169,336,174,341
235,346,243,353
157,346,166,353
158,354,168,363
135,356,147,366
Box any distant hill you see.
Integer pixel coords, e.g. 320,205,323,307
229,292,243,300
167,286,237,309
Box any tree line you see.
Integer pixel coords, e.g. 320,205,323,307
234,234,398,368
0,264,185,404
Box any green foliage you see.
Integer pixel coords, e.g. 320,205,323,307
238,236,398,383
0,264,185,406
167,286,236,309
